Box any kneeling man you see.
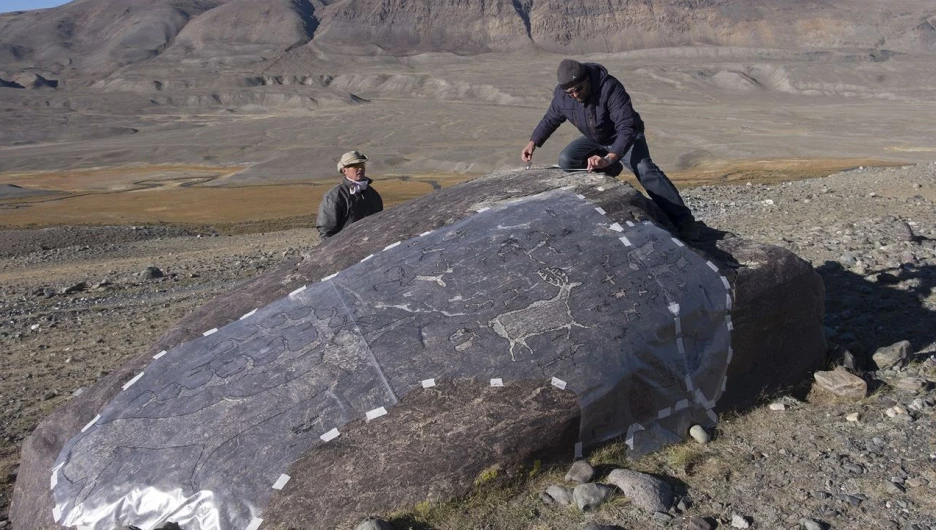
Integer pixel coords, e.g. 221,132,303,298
317,150,384,239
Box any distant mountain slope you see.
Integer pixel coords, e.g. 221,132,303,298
0,0,933,77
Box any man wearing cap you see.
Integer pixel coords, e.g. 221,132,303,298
521,59,699,240
316,150,383,239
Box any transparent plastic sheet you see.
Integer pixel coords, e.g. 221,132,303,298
52,190,731,529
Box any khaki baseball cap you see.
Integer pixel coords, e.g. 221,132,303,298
337,150,368,173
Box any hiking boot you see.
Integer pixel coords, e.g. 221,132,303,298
676,219,701,241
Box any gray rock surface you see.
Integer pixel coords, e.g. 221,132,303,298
544,485,574,506
565,460,596,484
813,367,868,399
572,483,613,512
873,340,912,370
606,468,675,513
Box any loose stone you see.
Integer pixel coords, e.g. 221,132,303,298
565,460,596,484
689,424,711,444
573,483,613,512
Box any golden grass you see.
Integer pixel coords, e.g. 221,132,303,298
0,157,902,229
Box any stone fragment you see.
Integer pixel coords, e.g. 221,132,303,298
894,377,927,393
607,469,674,513
545,484,574,506
355,518,392,530
565,460,595,484
573,483,612,512
685,517,714,530
731,514,751,528
689,425,710,444
813,367,867,399
799,518,825,530
139,266,164,280
845,412,860,422
769,402,786,411
872,340,911,370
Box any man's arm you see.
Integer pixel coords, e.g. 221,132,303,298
604,80,640,159
316,189,343,239
527,90,567,153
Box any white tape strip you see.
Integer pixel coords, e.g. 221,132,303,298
81,414,101,433
668,303,680,315
421,378,436,388
658,407,672,419
706,261,719,272
671,238,685,247
694,389,707,405
122,372,145,390
594,207,606,215
619,236,632,247
366,407,388,421
240,309,257,320
675,317,682,335
576,194,586,199
727,346,734,364
626,221,636,227
574,442,583,459
706,408,718,423
721,276,731,290
50,469,58,490
476,207,490,213
321,272,338,282
245,517,263,530
384,241,402,251
203,328,218,337
721,376,728,392
490,378,504,387
596,186,606,191
360,254,375,263
675,399,690,411
684,374,695,392
320,428,340,442
609,223,624,232
272,474,290,490
677,337,685,354
625,423,645,450
153,350,167,360
289,285,307,297
725,316,733,330
52,505,62,523
419,231,432,237
726,293,732,310
551,377,567,390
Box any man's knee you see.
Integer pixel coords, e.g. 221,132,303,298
557,150,582,171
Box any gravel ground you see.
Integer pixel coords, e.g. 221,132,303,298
1,163,935,529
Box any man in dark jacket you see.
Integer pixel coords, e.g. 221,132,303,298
316,150,383,239
521,59,698,239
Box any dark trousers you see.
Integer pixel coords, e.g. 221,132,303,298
558,134,693,224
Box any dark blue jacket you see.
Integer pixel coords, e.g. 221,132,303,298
316,177,383,239
530,63,645,158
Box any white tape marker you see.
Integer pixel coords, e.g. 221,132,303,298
122,372,145,390
384,241,402,251
721,276,731,290
684,375,695,393
594,207,606,215
619,236,632,247
675,399,690,411
360,254,375,263
725,316,734,331
50,469,58,490
320,428,340,442
366,407,388,421
551,377,567,390
727,346,734,364
625,423,645,450
658,407,672,419
419,231,432,237
677,337,685,354
272,474,290,490
596,186,606,191
668,303,680,315
671,238,685,247
245,517,263,530
726,293,733,310
706,408,718,423
421,378,436,388
626,221,636,227
153,350,167,360
706,261,719,272
81,414,101,433
289,285,307,297
574,442,583,459
476,207,490,213
321,272,338,282
203,328,218,337
240,309,257,320
694,388,707,405
490,378,504,387
609,223,624,232
576,194,586,199
721,376,728,392
52,505,62,523
560,185,575,190
675,317,682,335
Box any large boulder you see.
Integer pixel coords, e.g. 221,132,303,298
11,169,825,530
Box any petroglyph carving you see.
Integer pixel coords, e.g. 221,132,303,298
489,267,587,361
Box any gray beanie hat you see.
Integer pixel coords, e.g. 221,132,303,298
557,59,586,89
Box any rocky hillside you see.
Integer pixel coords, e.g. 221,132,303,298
1,0,934,77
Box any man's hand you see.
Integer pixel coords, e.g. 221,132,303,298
586,154,614,172
521,141,536,163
